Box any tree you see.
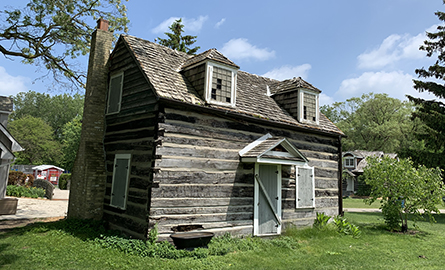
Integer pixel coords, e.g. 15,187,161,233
363,156,444,232
406,4,445,170
158,18,200,55
8,115,62,165
0,0,129,89
321,93,416,153
10,91,84,139
60,114,82,172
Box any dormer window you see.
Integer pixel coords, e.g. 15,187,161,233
206,62,237,107
344,157,354,168
299,90,319,124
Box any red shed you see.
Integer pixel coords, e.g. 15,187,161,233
32,165,64,185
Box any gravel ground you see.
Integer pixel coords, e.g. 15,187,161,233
0,189,69,230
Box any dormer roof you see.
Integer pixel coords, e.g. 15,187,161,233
272,77,321,94
181,48,240,70
118,35,343,137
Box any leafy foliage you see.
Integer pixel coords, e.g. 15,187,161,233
10,91,84,140
0,0,129,89
8,115,62,165
406,5,445,171
58,173,70,190
313,212,361,238
60,115,82,171
157,18,200,55
333,216,361,238
313,212,331,229
8,171,34,186
321,93,418,153
363,156,445,231
6,185,45,198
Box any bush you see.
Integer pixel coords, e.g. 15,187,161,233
8,171,34,187
58,173,70,190
6,185,45,198
33,179,55,199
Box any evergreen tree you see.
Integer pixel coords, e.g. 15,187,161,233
158,18,200,55
407,4,445,169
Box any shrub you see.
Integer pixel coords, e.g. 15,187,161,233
6,185,45,198
333,216,361,238
58,173,70,190
8,171,34,187
33,179,55,199
313,212,331,229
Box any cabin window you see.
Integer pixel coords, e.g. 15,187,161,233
296,166,315,208
302,92,317,122
344,157,354,168
206,63,236,107
110,154,131,210
107,73,124,114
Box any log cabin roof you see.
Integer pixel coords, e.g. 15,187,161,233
181,48,239,69
271,76,321,94
120,35,344,136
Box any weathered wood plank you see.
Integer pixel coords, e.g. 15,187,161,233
149,212,253,225
152,170,254,185
150,197,253,207
150,205,253,216
154,157,240,171
156,144,239,160
104,128,155,144
151,184,254,198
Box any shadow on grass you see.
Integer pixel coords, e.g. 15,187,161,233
0,218,117,242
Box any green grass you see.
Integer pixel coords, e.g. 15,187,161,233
2,214,445,269
343,197,382,209
343,197,445,210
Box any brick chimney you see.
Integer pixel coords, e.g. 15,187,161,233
68,19,113,220
0,96,13,128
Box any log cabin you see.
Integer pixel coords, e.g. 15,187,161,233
69,19,345,241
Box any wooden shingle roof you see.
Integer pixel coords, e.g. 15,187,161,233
181,48,239,69
121,35,343,136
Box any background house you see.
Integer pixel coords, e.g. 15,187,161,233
342,150,397,195
0,96,24,214
32,165,64,185
68,20,345,241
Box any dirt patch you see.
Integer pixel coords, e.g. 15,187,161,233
0,216,65,231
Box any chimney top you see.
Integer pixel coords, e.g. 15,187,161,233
97,18,109,31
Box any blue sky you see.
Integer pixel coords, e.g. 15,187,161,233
1,0,444,105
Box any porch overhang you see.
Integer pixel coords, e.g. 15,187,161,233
239,133,309,166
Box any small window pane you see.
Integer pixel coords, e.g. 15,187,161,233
108,74,123,114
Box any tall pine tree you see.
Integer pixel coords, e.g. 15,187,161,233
407,3,445,169
158,18,200,55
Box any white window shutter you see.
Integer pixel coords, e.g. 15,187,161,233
107,73,123,114
296,167,315,208
110,154,131,209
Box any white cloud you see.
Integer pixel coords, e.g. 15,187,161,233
215,18,226,28
262,64,311,81
357,31,427,69
152,16,208,34
319,93,335,106
335,71,439,101
220,38,275,61
0,66,29,97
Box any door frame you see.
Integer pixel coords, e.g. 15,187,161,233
253,163,282,236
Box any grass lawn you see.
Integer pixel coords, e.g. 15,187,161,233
343,197,445,210
2,213,445,269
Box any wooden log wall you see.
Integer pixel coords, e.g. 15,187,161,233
103,41,158,239
151,106,340,240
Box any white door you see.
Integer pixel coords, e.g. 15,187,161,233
254,164,281,235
